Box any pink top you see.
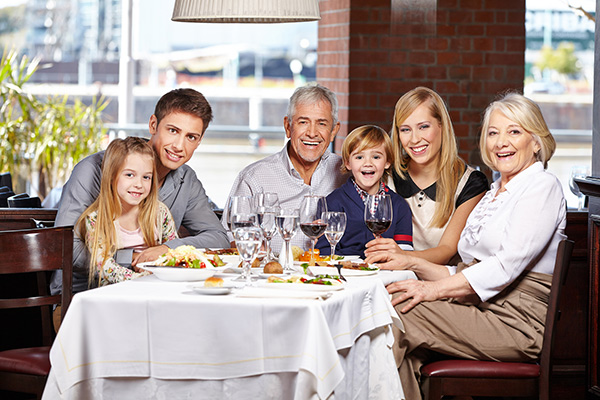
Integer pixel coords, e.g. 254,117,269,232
116,222,147,251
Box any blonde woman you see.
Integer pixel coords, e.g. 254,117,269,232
77,137,178,287
365,87,488,264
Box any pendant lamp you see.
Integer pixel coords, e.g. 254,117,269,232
172,0,321,23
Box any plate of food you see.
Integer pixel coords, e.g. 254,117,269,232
204,248,239,256
138,245,219,281
308,261,379,277
259,275,344,291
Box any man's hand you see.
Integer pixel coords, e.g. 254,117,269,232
132,245,169,266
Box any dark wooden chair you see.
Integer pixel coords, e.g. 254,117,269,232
7,194,42,208
420,239,574,400
0,226,74,399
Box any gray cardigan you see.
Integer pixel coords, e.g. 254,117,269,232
50,151,229,294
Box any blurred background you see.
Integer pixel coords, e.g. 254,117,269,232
0,0,594,209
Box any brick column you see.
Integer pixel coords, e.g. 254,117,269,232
317,0,526,165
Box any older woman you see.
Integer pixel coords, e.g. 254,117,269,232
365,87,488,264
372,93,566,400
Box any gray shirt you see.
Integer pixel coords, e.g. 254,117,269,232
50,151,229,294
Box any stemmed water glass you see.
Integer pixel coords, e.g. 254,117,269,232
570,165,590,211
232,226,262,284
226,195,253,233
276,208,299,272
364,194,392,239
299,195,328,266
323,211,347,261
253,193,280,262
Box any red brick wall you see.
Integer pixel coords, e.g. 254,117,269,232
317,0,526,165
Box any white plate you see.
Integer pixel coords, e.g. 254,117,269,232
218,254,242,266
258,280,344,292
258,273,290,279
308,265,379,277
192,286,232,295
140,266,215,282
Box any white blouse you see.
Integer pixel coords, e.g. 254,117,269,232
453,162,567,302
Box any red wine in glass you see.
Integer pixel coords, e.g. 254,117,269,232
364,194,393,239
300,222,328,238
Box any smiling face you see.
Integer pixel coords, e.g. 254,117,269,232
284,100,340,168
116,153,154,212
345,143,391,195
397,102,442,169
485,110,541,187
148,112,204,183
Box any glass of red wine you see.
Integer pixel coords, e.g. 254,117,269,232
299,195,328,266
364,194,392,239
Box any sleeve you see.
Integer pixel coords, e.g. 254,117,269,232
159,202,179,244
392,194,414,250
165,170,229,249
461,178,566,302
455,170,489,208
50,154,103,294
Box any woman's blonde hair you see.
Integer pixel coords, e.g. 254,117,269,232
77,137,160,285
340,125,394,180
480,92,555,170
390,87,466,228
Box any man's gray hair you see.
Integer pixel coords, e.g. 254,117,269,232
286,83,339,127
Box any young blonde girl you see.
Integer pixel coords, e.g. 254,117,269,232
77,137,177,286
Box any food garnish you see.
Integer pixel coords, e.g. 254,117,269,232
267,275,341,285
155,245,216,269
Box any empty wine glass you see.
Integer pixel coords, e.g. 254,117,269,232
570,165,590,211
299,195,328,266
232,226,262,284
364,194,393,239
276,208,299,272
323,211,347,261
226,196,253,233
253,192,280,261
256,205,280,262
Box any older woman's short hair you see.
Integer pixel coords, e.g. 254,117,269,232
480,92,556,169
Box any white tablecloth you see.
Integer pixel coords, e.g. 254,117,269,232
43,274,410,399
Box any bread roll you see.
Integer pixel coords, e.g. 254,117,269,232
204,276,224,287
264,261,283,274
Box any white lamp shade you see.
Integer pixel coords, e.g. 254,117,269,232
172,0,321,23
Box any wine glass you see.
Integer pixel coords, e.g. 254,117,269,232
299,195,328,266
232,226,262,284
570,166,590,211
253,192,280,261
256,205,280,262
276,208,299,272
364,194,393,239
230,212,258,230
323,211,347,261
226,196,253,232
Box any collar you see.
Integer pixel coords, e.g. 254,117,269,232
394,170,437,201
351,178,388,203
491,161,543,194
283,142,331,179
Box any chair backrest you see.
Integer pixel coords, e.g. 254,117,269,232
539,238,574,400
0,226,74,345
8,195,42,208
0,172,12,192
0,190,16,207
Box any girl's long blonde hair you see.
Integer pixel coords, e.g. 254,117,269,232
391,87,466,228
77,137,160,285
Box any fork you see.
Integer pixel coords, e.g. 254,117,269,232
334,264,347,282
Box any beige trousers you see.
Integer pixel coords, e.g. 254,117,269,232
393,271,552,400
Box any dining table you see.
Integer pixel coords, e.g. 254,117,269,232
41,266,416,400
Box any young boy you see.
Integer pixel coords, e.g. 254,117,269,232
316,125,413,258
